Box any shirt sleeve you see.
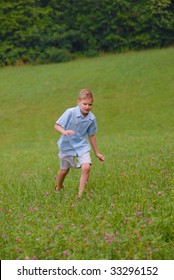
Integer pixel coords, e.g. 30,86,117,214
87,117,97,135
56,108,72,129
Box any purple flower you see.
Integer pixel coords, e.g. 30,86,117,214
58,224,62,229
63,250,68,256
136,211,142,217
106,239,113,243
145,218,150,223
161,169,168,174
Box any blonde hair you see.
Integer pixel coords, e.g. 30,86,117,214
78,89,94,100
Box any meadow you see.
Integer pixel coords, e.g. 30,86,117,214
0,48,174,260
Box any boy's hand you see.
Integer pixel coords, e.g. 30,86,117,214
64,130,75,136
96,153,105,162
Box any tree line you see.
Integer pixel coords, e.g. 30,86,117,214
0,0,174,66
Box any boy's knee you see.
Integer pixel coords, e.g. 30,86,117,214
81,163,91,173
60,168,69,175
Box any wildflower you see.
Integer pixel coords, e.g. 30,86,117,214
58,224,62,229
154,248,159,252
25,256,30,260
16,237,22,243
106,239,113,243
146,247,152,254
124,217,129,222
63,250,68,256
158,191,162,195
105,233,115,243
161,169,168,174
145,218,150,223
150,184,154,188
32,255,38,260
136,211,142,217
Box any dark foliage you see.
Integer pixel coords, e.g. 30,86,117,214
0,0,174,66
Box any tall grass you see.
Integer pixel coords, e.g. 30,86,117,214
0,48,174,259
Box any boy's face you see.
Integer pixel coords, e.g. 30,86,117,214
78,98,93,116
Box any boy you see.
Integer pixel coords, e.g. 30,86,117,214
54,89,104,197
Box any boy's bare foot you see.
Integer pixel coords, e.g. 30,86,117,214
55,184,64,193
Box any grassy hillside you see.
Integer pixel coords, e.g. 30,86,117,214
0,48,174,259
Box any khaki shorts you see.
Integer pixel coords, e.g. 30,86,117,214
58,152,92,169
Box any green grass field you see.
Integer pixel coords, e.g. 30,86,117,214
0,48,174,260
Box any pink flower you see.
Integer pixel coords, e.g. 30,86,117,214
154,248,159,251
58,224,62,229
63,250,68,256
106,239,113,243
145,218,150,223
124,217,129,222
15,237,22,243
136,211,142,217
161,169,168,174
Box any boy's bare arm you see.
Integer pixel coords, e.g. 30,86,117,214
88,135,105,161
54,124,75,136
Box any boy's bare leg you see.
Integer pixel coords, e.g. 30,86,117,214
78,163,91,197
55,168,69,192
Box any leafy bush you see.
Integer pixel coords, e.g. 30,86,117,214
38,48,73,64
